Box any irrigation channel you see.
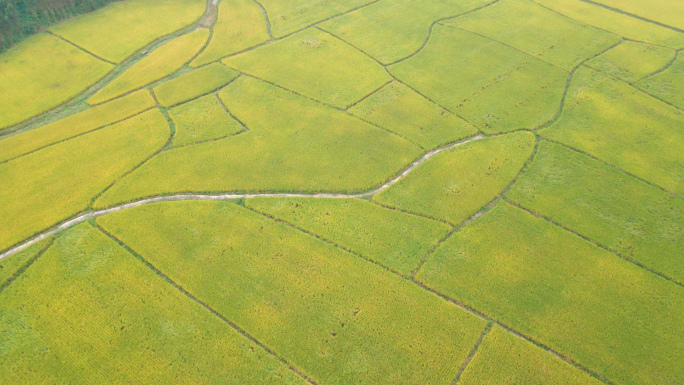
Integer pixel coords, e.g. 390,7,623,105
0,135,484,261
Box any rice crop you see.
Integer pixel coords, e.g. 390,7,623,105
348,81,479,149
190,0,270,67
97,200,488,384
586,41,676,83
258,0,370,38
417,201,684,385
0,90,155,163
223,28,391,109
89,29,209,105
49,0,207,63
0,33,113,130
246,197,452,275
94,76,421,208
0,222,307,384
0,109,169,252
637,53,684,110
153,63,238,107
507,140,684,284
169,94,244,147
388,26,567,133
539,67,684,195
374,131,535,225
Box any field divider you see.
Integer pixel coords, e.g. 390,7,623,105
631,49,680,83
578,0,684,34
251,0,274,40
450,322,493,385
93,223,319,385
246,193,614,385
504,198,684,288
44,30,117,65
0,135,483,262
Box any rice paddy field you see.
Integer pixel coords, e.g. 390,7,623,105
0,0,682,384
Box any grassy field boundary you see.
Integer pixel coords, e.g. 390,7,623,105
632,49,682,83
93,222,319,385
251,0,274,39
579,0,684,33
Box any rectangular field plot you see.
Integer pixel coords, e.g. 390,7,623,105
539,67,684,195
89,29,209,105
637,53,684,110
153,63,238,107
585,41,676,84
319,0,492,64
508,141,684,284
457,326,602,385
258,0,371,38
93,76,421,208
0,223,306,384
169,95,244,147
0,110,169,252
417,202,684,385
0,33,114,130
50,0,207,63
348,81,478,149
190,0,270,67
388,26,567,133
533,0,684,49
97,200,488,384
445,0,621,70
223,28,391,109
246,197,452,275
374,132,534,225
0,90,155,163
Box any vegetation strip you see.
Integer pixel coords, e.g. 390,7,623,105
578,0,684,33
0,135,482,262
451,323,494,385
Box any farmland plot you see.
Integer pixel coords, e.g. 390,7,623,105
508,141,684,284
94,76,421,208
637,53,684,110
389,26,567,133
588,0,684,31
0,110,169,252
348,81,478,149
319,0,493,64
0,34,113,130
190,0,271,67
153,63,239,107
417,202,684,385
445,0,621,70
0,223,307,384
49,0,207,63
374,132,535,225
0,90,155,163
89,29,210,105
539,67,684,195
246,197,451,275
0,238,52,288
169,95,244,147
97,200,488,384
585,41,676,83
223,28,391,109
456,326,602,385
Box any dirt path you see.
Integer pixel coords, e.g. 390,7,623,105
0,135,483,262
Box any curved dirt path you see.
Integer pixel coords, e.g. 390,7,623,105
0,135,483,261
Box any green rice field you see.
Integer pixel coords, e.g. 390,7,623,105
0,0,682,383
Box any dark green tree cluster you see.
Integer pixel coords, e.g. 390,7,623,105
0,0,117,52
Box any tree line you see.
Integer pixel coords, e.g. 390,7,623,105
0,0,118,52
